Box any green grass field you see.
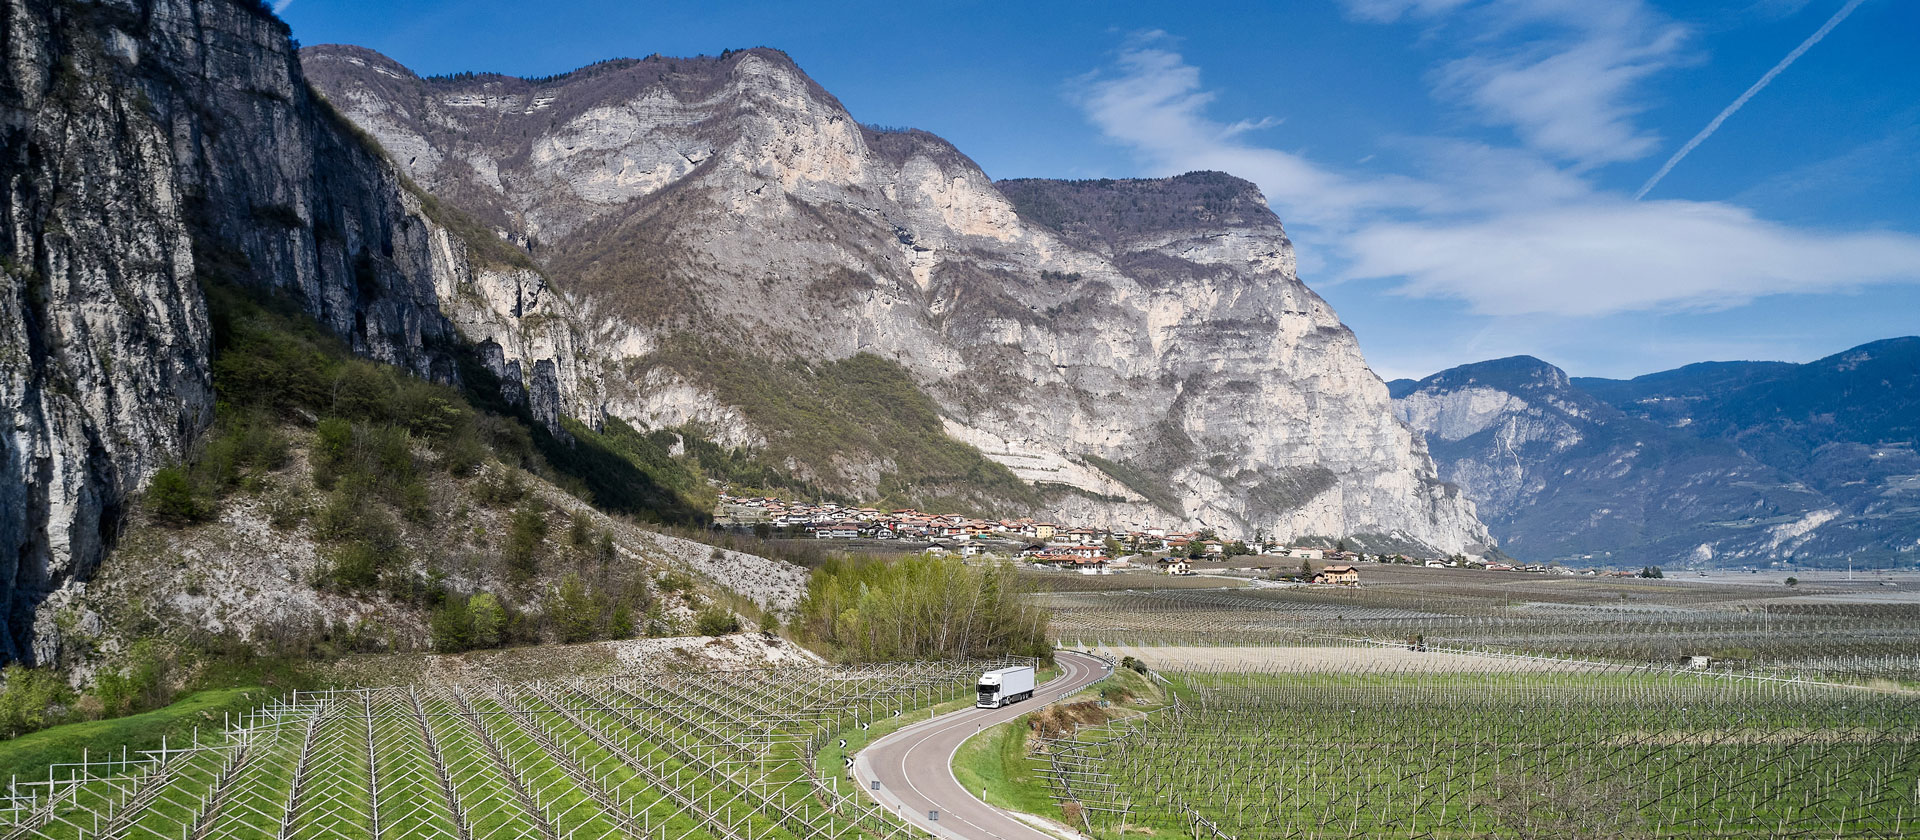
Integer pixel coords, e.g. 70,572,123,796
0,686,267,783
952,717,1057,818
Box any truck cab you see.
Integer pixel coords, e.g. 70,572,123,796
977,665,1036,708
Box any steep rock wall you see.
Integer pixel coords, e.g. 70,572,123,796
0,0,573,663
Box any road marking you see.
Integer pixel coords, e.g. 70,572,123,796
866,653,1101,840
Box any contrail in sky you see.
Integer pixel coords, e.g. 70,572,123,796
1635,0,1868,200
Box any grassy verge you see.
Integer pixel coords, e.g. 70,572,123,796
952,716,1057,817
0,686,270,782
943,663,1168,830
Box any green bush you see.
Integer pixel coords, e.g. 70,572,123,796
695,608,741,637
324,541,387,591
608,603,635,639
505,502,548,583
550,574,599,644
429,598,474,653
474,469,526,507
194,410,290,491
440,431,487,476
310,417,352,489
91,639,171,718
0,666,73,738
146,466,210,525
468,593,506,648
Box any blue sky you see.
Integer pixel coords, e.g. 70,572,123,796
279,0,1920,380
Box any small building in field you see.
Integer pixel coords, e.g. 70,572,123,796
1163,558,1193,576
1312,565,1360,586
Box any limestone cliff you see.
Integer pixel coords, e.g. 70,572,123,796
0,0,581,663
303,46,1490,554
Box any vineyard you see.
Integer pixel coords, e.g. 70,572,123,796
1044,578,1920,681
1041,669,1920,839
0,660,1004,840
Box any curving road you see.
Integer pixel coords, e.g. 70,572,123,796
854,650,1109,840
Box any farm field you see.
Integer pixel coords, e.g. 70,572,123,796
1019,570,1250,593
1042,669,1920,839
1044,563,1920,682
1088,644,1594,672
0,659,1005,840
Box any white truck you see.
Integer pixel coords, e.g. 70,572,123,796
976,665,1036,708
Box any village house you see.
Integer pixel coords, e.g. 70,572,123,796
1055,527,1105,546
1313,565,1360,586
810,520,863,540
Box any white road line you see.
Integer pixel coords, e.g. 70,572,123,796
863,653,1102,840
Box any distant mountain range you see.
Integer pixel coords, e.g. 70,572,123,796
1391,338,1920,568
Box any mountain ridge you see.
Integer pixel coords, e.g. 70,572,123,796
1396,337,1920,567
0,4,1490,663
302,42,1492,553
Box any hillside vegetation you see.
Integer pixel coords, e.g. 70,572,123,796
2,283,800,744
635,338,1043,516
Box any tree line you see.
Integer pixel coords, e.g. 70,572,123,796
796,554,1050,662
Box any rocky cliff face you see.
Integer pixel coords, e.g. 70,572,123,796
303,46,1490,555
1393,345,1919,567
0,0,582,663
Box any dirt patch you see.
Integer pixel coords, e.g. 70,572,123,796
322,632,822,686
1030,700,1115,740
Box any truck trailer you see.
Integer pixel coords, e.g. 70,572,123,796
976,665,1036,708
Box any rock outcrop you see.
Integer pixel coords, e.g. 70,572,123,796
0,0,580,663
303,46,1491,555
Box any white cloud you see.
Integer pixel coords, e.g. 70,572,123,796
1349,199,1920,316
1075,41,1434,227
1339,0,1475,23
1386,0,1693,167
1071,37,1920,318
1437,28,1684,167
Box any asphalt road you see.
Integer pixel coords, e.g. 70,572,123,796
854,650,1109,840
